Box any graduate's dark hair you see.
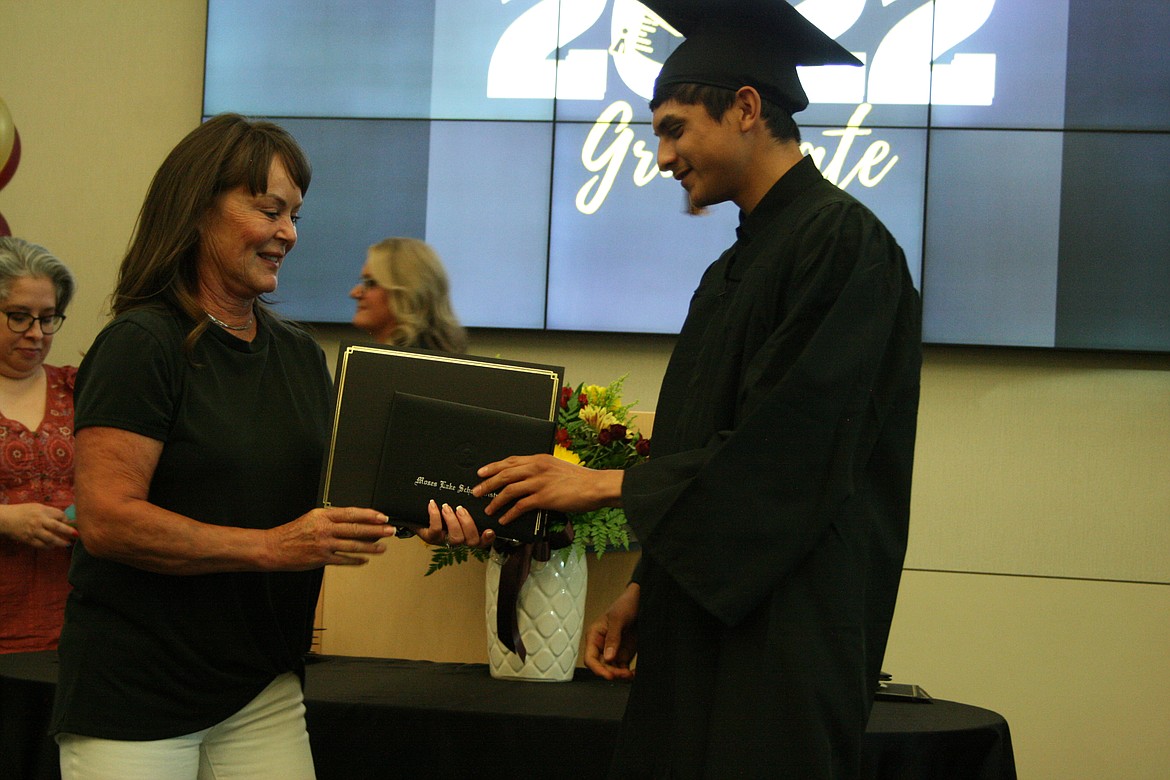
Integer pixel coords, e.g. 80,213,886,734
650,82,801,144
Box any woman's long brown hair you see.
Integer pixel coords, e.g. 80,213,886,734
112,113,311,356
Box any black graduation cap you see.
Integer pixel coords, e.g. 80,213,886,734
643,0,862,115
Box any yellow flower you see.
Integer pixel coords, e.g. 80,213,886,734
554,445,582,465
582,384,616,409
579,404,619,432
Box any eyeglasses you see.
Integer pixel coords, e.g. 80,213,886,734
3,311,66,335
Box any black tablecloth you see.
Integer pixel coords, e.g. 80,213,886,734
0,652,58,780
1,651,1016,779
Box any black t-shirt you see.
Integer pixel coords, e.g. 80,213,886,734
51,307,332,740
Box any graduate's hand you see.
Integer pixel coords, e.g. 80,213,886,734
416,500,494,548
472,454,623,527
584,582,640,681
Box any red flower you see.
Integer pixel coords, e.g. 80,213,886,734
636,438,651,457
555,428,571,447
578,393,588,406
560,387,573,408
608,424,628,442
598,428,612,445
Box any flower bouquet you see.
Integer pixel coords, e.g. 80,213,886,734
426,375,649,573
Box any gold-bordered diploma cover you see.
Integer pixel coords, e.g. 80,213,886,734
318,342,564,542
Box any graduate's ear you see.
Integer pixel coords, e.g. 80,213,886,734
733,86,764,133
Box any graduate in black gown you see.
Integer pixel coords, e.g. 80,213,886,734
474,2,922,776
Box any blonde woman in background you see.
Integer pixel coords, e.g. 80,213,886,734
350,237,467,352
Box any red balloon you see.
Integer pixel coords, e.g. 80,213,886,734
0,127,20,191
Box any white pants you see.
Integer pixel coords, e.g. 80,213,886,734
57,672,316,780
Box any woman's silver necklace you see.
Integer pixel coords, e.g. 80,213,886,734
205,310,254,331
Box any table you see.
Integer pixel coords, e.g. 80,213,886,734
1,651,1016,779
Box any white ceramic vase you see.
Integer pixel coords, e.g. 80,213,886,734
485,547,588,681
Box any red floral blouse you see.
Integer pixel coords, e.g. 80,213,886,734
0,364,76,653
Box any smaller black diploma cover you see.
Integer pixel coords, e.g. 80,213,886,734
318,342,564,542
372,393,555,541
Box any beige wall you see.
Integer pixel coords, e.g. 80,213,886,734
3,3,1168,778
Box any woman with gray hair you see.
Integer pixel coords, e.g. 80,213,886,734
0,236,78,653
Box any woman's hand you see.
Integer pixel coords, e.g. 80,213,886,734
264,506,399,570
0,503,77,549
416,500,494,548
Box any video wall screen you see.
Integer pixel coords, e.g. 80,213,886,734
204,0,1170,352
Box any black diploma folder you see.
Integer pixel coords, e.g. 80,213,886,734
372,393,555,541
318,342,564,542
